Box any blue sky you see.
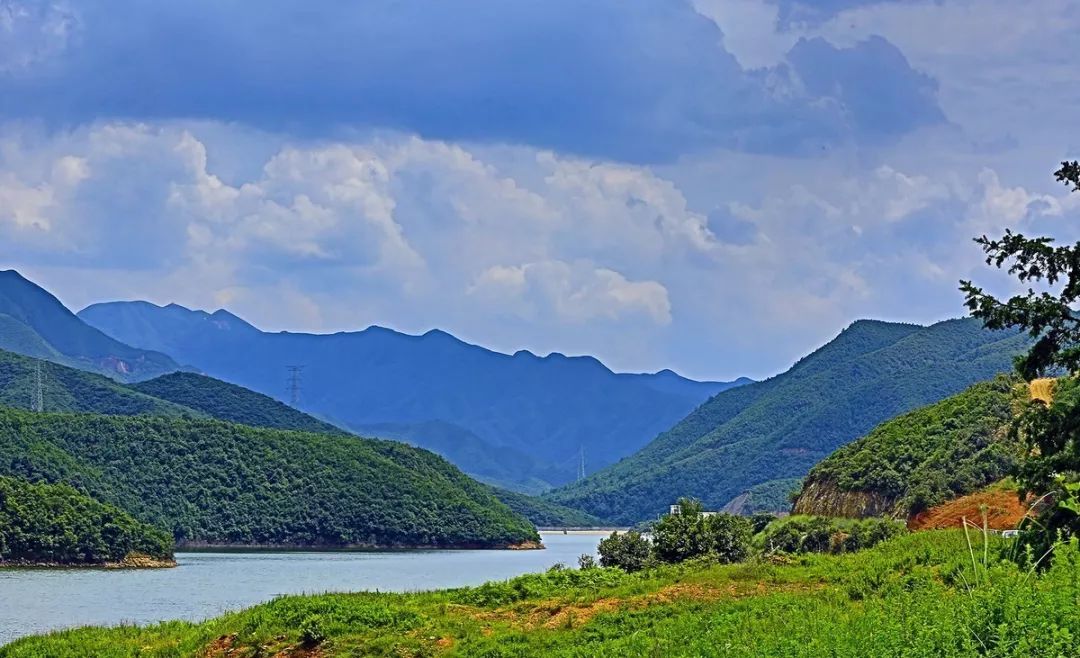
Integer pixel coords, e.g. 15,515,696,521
2,0,1079,380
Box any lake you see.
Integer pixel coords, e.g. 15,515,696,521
0,531,605,646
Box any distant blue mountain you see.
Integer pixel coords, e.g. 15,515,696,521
0,271,179,381
79,300,748,490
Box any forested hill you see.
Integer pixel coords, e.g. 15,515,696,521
1,349,585,529
0,270,179,381
0,475,174,566
0,407,539,548
78,299,747,491
0,349,197,418
792,377,1022,520
131,372,344,434
546,318,1031,524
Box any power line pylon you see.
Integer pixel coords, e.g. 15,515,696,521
285,365,304,406
31,362,44,412
578,445,586,481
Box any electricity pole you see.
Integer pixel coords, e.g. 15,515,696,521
285,365,304,406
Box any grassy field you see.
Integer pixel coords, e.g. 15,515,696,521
3,530,1079,657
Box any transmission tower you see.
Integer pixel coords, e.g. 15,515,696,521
285,365,304,406
31,362,44,413
577,445,586,481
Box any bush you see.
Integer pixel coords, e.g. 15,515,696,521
597,531,651,572
577,553,597,570
298,614,325,647
653,499,752,565
761,515,906,555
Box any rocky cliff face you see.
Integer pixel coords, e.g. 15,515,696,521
791,479,897,518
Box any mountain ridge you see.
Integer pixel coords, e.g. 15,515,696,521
77,298,748,491
0,271,181,382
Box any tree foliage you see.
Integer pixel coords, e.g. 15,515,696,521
652,498,752,565
547,318,1029,524
959,160,1080,557
0,475,172,565
0,407,538,549
798,377,1022,517
760,516,905,555
597,531,652,572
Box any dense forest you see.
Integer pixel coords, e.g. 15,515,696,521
793,377,1021,519
131,372,343,434
547,318,1030,524
0,475,173,565
490,487,602,527
0,408,539,548
0,350,197,417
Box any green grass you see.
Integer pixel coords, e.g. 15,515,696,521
5,531,1079,657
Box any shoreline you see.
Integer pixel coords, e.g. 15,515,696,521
174,539,546,552
0,552,176,570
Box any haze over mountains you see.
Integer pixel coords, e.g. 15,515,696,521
78,299,748,492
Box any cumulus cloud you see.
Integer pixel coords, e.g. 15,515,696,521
0,0,945,162
8,118,1078,379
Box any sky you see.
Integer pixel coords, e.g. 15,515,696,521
2,0,1079,381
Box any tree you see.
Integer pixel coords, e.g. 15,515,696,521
706,514,752,564
959,160,1080,556
597,531,651,572
653,497,710,563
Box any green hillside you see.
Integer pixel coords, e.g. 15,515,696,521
0,350,197,417
491,487,603,527
547,318,1030,524
793,376,1022,519
0,408,539,549
0,475,173,566
131,372,343,434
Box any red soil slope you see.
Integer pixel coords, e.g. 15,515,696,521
909,489,1031,531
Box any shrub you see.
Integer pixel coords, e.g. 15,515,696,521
597,531,651,572
577,553,597,570
762,516,906,555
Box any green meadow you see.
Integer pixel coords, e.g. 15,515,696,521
5,530,1078,657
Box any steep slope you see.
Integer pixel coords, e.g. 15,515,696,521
131,371,343,434
0,349,197,417
792,377,1022,519
546,318,1030,524
0,407,539,548
0,271,179,381
78,300,747,489
0,475,174,567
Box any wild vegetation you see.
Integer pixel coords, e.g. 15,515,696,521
959,161,1080,559
131,371,343,434
6,530,1078,656
0,407,538,549
0,475,172,566
0,350,197,418
548,318,1030,524
794,376,1022,519
488,487,602,528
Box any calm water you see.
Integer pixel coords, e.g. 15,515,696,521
0,531,604,646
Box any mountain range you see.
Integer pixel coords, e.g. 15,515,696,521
77,298,748,492
545,318,1031,523
0,270,179,382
